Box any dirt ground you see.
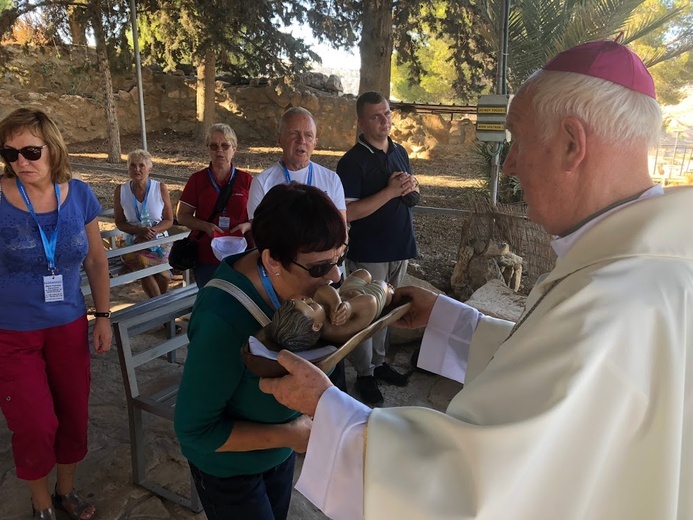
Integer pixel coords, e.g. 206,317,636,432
70,130,488,296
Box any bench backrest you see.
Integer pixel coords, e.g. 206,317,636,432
113,284,198,402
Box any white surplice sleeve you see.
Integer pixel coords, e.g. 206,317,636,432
296,295,492,519
296,386,370,520
417,295,482,383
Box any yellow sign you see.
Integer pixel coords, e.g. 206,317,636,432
477,123,506,131
477,107,507,114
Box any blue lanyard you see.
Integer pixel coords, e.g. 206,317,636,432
16,178,61,274
131,179,150,222
257,259,281,310
208,167,235,214
281,162,313,186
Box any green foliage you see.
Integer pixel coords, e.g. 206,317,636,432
628,0,693,105
392,29,491,103
478,0,693,94
137,0,359,78
392,0,496,103
473,141,524,204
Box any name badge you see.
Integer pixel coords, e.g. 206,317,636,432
218,216,231,230
43,274,64,302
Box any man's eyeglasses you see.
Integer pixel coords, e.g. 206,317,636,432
292,245,348,278
0,145,48,163
209,143,233,151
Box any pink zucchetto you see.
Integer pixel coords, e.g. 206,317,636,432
542,40,656,99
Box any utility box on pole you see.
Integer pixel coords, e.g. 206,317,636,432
476,94,511,143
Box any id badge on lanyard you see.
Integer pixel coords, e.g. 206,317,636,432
209,168,234,230
218,215,231,230
17,178,65,302
43,274,64,302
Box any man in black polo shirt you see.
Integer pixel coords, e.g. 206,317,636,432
337,91,420,405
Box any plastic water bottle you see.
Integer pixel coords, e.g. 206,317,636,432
141,208,164,256
140,207,152,228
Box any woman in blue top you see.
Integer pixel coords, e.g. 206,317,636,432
0,108,112,520
175,183,347,519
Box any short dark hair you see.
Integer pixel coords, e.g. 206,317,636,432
356,91,387,118
252,183,347,267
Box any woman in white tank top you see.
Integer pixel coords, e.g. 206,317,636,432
113,149,174,299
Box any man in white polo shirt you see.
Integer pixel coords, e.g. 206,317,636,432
247,107,346,221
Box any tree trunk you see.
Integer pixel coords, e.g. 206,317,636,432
67,5,87,46
196,48,216,142
358,0,394,98
91,0,121,163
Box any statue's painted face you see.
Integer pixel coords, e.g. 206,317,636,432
294,298,326,332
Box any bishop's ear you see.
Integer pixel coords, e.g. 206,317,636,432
561,116,587,171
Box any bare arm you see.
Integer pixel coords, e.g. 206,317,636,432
82,219,112,353
346,171,416,222
176,200,222,237
215,414,312,453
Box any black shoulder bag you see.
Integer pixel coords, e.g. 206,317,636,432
169,175,237,271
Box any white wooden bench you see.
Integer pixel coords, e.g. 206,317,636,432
80,227,191,297
111,283,202,512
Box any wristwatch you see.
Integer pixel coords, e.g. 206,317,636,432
91,311,111,318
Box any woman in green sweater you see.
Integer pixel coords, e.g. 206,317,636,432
174,183,347,520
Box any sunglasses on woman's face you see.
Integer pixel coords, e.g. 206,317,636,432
209,143,233,151
0,145,48,163
292,245,348,278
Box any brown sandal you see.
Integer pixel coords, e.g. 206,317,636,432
52,489,96,520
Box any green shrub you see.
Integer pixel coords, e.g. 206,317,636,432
472,141,524,204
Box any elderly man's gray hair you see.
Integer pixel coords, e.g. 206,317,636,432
522,70,662,148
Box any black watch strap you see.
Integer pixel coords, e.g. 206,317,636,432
91,311,111,318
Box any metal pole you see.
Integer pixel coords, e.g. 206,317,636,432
490,0,510,208
129,0,147,150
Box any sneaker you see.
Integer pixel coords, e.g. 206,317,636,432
354,376,383,406
374,363,410,386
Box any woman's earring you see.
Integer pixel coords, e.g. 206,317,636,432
275,272,280,276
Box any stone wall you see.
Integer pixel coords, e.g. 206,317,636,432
0,44,476,155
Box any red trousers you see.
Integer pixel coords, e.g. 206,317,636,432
0,316,91,480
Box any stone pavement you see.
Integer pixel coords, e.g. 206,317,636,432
0,329,462,520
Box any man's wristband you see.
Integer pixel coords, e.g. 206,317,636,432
89,311,111,318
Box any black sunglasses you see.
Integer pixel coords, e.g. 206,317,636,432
291,245,348,278
0,145,48,163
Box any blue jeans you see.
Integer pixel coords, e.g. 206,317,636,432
188,453,296,520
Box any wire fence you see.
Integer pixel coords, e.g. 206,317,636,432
457,197,556,290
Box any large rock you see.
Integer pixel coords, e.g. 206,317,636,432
465,279,526,321
451,236,523,301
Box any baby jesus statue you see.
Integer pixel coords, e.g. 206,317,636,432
265,269,394,352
